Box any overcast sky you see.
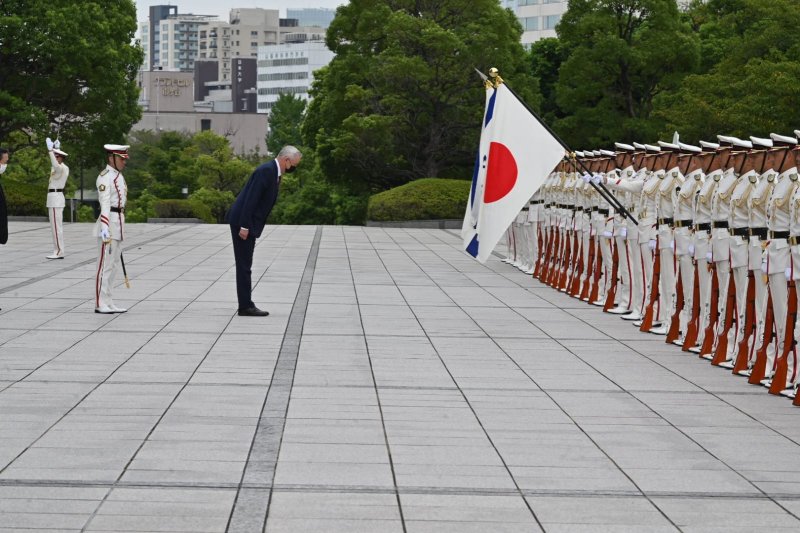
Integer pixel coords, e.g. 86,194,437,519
135,0,346,21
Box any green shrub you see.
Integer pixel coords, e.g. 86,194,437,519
76,204,96,222
189,187,235,223
367,178,470,221
2,180,47,216
153,199,213,223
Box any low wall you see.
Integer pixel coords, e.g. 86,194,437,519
366,219,462,229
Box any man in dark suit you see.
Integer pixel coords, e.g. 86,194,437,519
228,145,301,316
0,147,9,247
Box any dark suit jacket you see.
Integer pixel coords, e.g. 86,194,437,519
227,160,279,238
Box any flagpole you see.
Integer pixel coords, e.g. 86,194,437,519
482,69,637,225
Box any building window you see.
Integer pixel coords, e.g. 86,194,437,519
519,16,539,31
251,42,258,47
201,119,211,131
544,14,561,29
519,0,539,4
251,30,258,36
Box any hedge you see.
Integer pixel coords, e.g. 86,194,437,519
367,178,471,221
153,199,213,223
1,180,48,216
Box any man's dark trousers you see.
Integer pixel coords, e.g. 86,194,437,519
231,226,256,310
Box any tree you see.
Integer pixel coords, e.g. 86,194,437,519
653,0,800,142
553,0,700,147
0,0,143,169
528,38,566,125
302,0,538,193
267,94,306,155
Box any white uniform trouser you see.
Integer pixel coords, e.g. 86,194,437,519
615,234,631,309
749,237,772,368
694,230,712,347
518,222,530,268
639,241,659,320
768,273,788,381
529,221,539,269
96,238,123,310
729,235,750,361
581,222,591,294
628,237,642,313
598,233,613,303
710,229,733,356
49,207,64,256
658,225,676,329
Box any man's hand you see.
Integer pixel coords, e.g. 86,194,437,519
100,227,110,241
46,137,54,150
54,139,61,150
239,228,249,240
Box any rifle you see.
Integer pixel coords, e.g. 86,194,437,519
533,222,544,278
733,271,756,373
698,261,720,356
568,232,584,297
603,237,619,311
580,231,596,301
640,237,661,332
769,281,797,395
711,273,737,365
558,224,572,290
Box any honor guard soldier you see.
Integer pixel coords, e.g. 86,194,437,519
45,137,69,259
607,144,637,315
94,144,129,314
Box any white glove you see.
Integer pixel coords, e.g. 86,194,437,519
602,230,613,238
669,240,675,251
46,137,54,150
648,239,657,251
100,227,110,241
688,243,695,256
620,227,627,238
592,174,603,185
582,173,591,183
786,267,793,281
761,261,768,273
706,251,713,262
54,139,60,150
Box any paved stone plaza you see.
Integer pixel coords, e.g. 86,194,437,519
1,221,800,532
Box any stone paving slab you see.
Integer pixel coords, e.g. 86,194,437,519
2,221,800,532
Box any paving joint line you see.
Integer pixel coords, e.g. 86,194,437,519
226,225,322,533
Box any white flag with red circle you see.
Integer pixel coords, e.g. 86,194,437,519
462,83,565,263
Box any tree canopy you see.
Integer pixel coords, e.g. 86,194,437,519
552,0,699,148
267,94,306,155
302,0,538,192
0,0,143,168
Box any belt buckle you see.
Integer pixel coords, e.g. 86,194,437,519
791,236,799,246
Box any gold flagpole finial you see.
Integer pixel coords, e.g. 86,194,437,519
485,67,504,89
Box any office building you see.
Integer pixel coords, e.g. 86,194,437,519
516,0,568,46
286,7,336,28
140,6,217,72
256,41,334,113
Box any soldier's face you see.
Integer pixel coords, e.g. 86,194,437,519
109,155,127,170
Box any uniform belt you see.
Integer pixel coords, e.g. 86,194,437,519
521,207,529,211
695,222,712,232
48,188,64,193
531,200,544,205
111,206,125,214
790,236,800,246
590,207,599,212
575,206,584,212
597,209,609,216
564,204,574,209
770,231,790,239
712,221,729,229
730,227,749,237
673,219,693,228
750,227,768,239
658,217,674,226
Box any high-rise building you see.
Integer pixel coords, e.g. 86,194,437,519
286,7,336,28
140,6,217,72
256,41,334,114
515,0,568,46
197,9,327,82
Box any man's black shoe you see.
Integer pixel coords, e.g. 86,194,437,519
238,307,269,317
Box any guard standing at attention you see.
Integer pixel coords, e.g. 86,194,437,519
94,144,129,314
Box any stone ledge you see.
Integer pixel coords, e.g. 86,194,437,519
147,218,205,224
7,216,48,222
366,219,462,229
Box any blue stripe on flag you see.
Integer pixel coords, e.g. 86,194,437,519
485,89,497,127
469,150,480,209
466,235,479,258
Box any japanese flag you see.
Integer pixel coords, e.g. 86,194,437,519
462,83,564,263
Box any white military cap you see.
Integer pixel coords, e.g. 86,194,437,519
678,142,702,153
633,142,647,150
104,144,130,159
770,133,798,146
750,136,773,148
717,135,749,147
53,148,68,157
732,138,752,149
600,149,615,157
657,141,680,151
644,144,661,153
795,130,800,139
593,150,602,157
699,140,720,151
575,150,585,157
615,142,635,151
